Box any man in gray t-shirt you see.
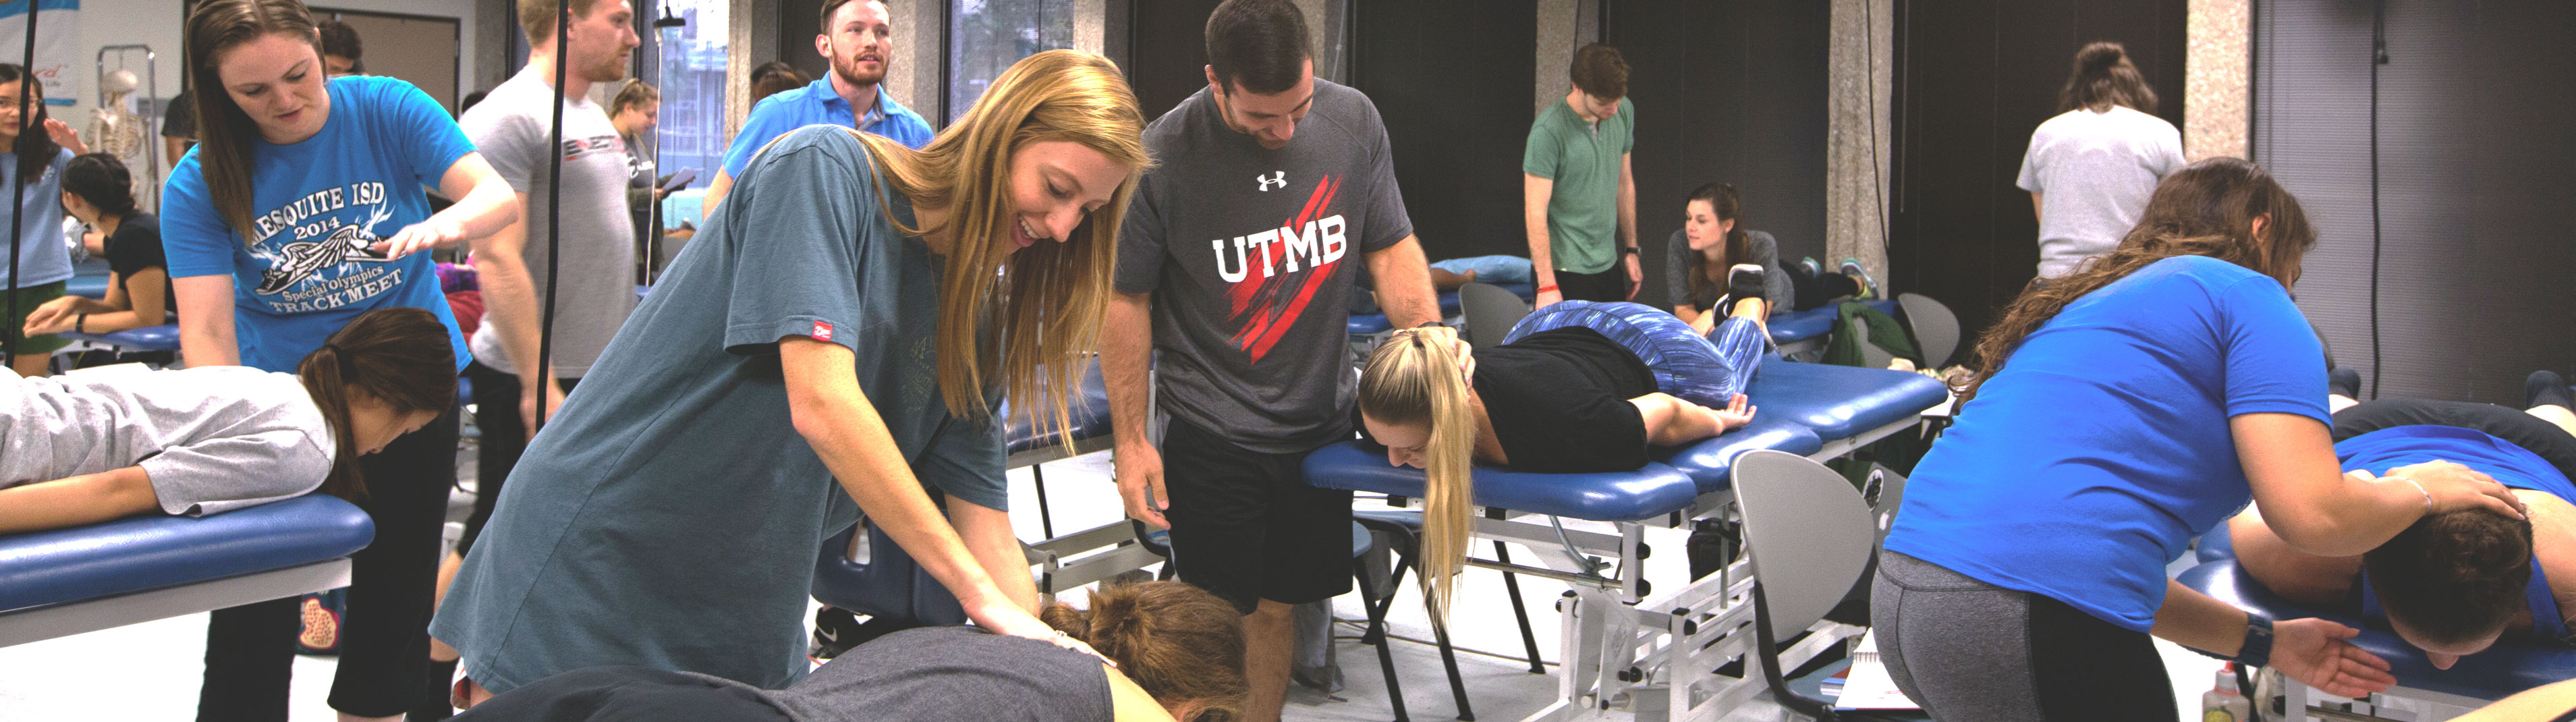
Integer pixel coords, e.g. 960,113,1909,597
1102,3,1439,719
439,0,642,667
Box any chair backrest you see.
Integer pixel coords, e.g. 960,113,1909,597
1458,281,1533,350
1853,314,1897,369
1897,292,1961,369
1732,449,1879,637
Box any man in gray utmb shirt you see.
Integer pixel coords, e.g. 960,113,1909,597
1099,2,1441,720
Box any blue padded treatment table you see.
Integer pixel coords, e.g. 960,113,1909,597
998,358,1113,462
1348,314,1393,335
0,495,374,646
2180,558,2576,702
58,324,182,353
2197,519,2237,563
1766,298,1900,347
1350,283,1536,336
1744,358,1950,442
1306,441,1702,522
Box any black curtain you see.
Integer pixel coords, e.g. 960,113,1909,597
1127,0,1227,121
779,0,828,83
2257,0,2576,402
1350,0,1538,262
1888,0,2186,340
1606,0,1828,308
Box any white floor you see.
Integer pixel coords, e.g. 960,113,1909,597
1,437,2240,721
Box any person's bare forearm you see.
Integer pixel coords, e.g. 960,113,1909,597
1523,174,1557,287
784,339,1015,614
950,502,1039,613
0,466,160,535
1368,237,1441,329
174,277,241,367
703,171,737,215
440,172,524,244
472,230,551,383
1617,158,1638,249
2149,579,2247,657
1102,292,1156,450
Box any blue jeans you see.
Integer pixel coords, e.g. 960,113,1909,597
1503,301,1766,409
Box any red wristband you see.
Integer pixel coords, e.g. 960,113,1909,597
1537,284,1559,293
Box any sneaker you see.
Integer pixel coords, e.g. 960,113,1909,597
1797,256,1823,277
1726,264,1767,311
810,605,866,660
1839,258,1880,300
2526,370,2573,412
2329,367,2362,399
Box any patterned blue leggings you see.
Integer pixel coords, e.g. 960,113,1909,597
1502,301,1767,410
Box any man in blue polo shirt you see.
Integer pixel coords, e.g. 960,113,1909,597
702,0,933,211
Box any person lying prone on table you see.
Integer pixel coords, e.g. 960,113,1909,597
2231,393,2576,669
0,308,454,535
449,582,1245,722
1354,282,1774,619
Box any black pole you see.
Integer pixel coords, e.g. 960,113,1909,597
5,1,43,371
534,0,568,434
2366,0,2386,399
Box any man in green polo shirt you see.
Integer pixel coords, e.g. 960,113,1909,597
1524,43,1638,306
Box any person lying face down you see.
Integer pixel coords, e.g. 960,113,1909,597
2231,396,2576,669
0,308,456,535
1355,292,1772,620
450,582,1248,722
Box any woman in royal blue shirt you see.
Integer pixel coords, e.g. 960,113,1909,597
1872,158,2524,722
160,0,519,719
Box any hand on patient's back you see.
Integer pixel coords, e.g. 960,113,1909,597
975,604,1117,669
2394,460,2525,520
2272,618,2395,698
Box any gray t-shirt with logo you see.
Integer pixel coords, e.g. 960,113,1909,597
459,66,640,378
1,366,331,516
1113,81,1413,453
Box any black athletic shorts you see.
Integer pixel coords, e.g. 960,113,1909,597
2332,399,2576,482
1159,416,1354,615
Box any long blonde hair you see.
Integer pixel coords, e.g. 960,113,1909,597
845,49,1148,441
1357,327,1477,621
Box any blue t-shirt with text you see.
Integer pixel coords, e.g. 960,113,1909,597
1884,255,2330,632
163,76,473,372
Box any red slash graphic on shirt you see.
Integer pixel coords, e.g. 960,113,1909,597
1212,175,1349,364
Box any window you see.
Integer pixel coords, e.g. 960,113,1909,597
946,0,1076,124
654,0,729,187
650,0,727,225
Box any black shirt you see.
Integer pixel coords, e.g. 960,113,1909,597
161,90,196,144
103,213,173,318
1472,327,1656,472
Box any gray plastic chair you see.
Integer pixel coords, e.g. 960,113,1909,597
1733,449,1883,719
1458,281,1533,350
1895,293,1960,369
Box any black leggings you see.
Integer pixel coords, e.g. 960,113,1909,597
455,361,578,555
1784,264,1861,311
2332,399,2576,482
198,404,460,720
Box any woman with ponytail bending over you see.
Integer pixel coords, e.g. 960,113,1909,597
1872,159,2526,721
1355,275,1773,617
0,307,453,534
2017,41,2185,281
450,582,1248,722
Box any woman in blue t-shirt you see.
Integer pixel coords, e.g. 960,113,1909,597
1872,158,2525,722
159,0,520,719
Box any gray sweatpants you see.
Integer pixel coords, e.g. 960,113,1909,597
1870,551,2179,722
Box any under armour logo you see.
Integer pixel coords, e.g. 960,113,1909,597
1256,171,1287,192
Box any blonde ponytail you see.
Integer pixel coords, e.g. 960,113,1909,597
1358,327,1478,621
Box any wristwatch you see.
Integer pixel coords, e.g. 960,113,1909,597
1619,246,1640,256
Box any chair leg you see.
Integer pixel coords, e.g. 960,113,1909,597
1491,540,1546,674
1032,465,1055,539
1424,599,1477,721
1356,565,1411,722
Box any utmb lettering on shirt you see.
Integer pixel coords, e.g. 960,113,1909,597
254,182,391,242
1210,215,1347,283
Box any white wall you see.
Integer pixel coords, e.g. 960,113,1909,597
57,0,484,131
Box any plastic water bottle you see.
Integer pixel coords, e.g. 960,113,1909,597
2202,663,2251,722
